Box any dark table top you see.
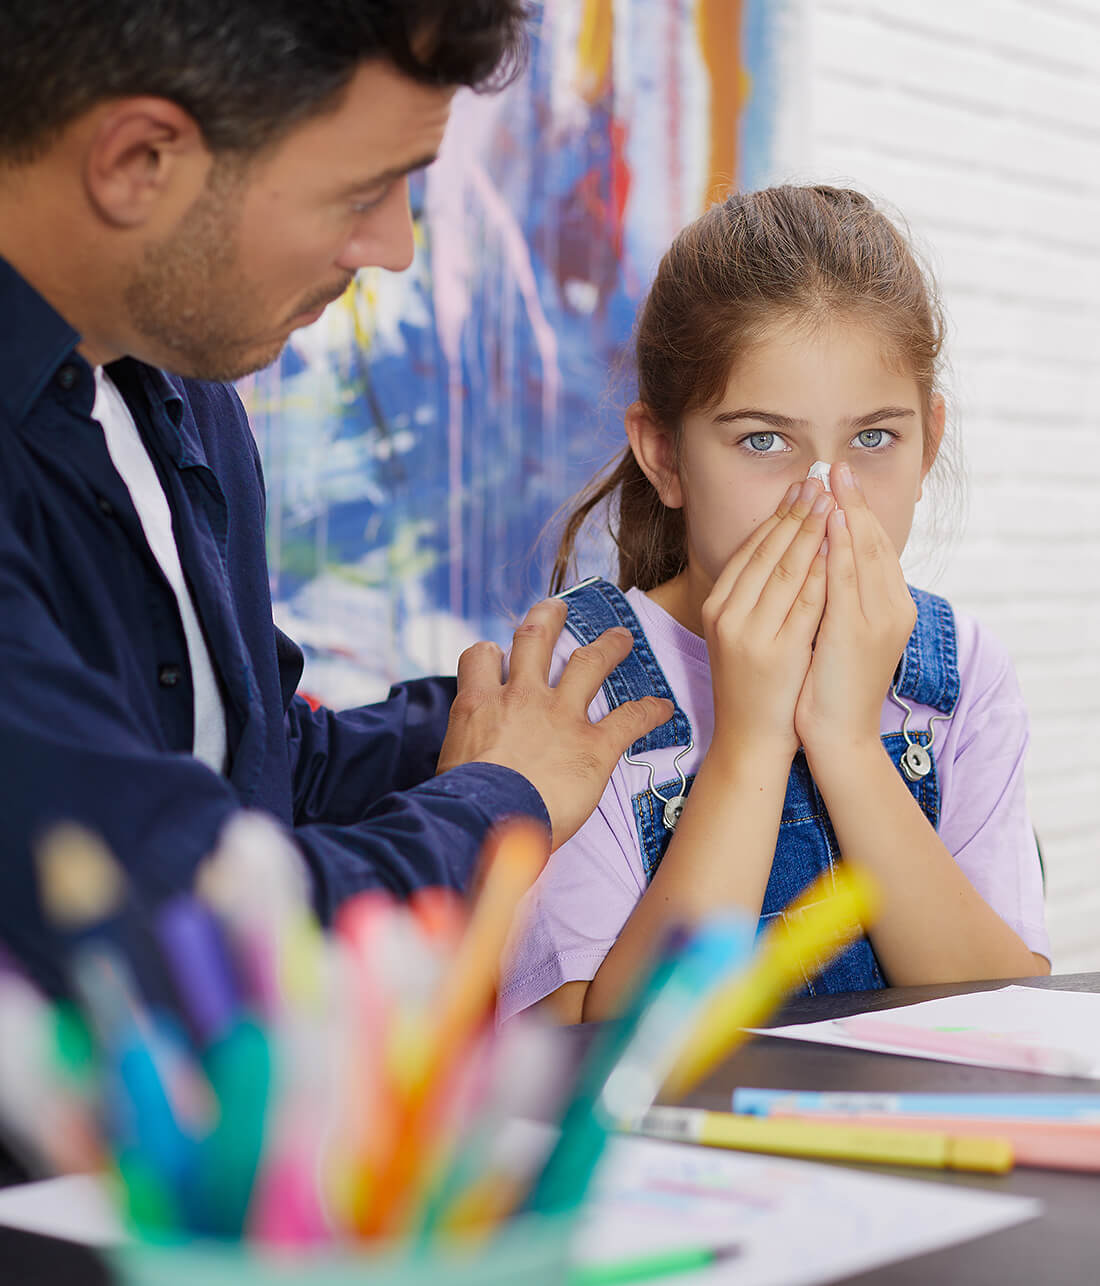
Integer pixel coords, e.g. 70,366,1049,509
686,971,1100,1285
2,972,1099,1283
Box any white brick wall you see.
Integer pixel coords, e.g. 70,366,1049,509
767,0,1100,971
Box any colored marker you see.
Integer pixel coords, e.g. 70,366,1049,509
661,865,879,1100
600,912,757,1126
747,1110,1100,1173
733,1089,1100,1121
569,1242,743,1285
155,896,241,1048
631,1105,1014,1173
526,927,695,1218
364,818,551,1235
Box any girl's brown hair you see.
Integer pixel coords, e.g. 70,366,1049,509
550,184,946,593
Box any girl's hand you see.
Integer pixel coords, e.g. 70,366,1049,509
703,478,831,762
795,463,917,759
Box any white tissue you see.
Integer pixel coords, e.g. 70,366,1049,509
807,460,832,491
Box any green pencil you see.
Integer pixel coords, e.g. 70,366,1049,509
569,1242,742,1285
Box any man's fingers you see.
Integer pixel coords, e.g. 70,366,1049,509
507,597,568,684
456,638,505,690
596,695,675,759
553,625,635,709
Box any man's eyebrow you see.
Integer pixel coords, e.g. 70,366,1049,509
712,406,916,429
337,153,440,196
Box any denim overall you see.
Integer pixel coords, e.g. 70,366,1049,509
559,577,959,995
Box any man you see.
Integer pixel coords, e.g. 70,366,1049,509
0,1,670,995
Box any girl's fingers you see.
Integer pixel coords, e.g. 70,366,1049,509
717,479,829,618
824,505,860,614
830,464,898,613
705,480,803,611
786,546,828,638
749,488,833,633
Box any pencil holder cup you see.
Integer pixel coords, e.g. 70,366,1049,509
109,1212,575,1286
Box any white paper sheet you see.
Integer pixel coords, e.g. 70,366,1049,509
0,1172,122,1246
0,1138,1041,1285
753,986,1100,1078
575,1134,1040,1284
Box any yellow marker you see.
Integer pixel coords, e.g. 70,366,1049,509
634,1105,1014,1174
662,865,879,1100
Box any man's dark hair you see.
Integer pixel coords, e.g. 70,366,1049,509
0,1,531,162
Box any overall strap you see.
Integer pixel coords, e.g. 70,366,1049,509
556,576,691,754
894,586,960,715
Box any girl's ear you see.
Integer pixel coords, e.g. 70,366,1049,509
625,402,683,509
918,394,946,499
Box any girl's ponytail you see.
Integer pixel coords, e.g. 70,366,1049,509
550,448,687,594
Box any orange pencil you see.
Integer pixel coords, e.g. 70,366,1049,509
361,818,550,1237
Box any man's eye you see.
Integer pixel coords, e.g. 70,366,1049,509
855,428,887,448
351,188,389,215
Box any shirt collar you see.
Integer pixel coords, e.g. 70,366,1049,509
0,256,82,426
0,256,211,471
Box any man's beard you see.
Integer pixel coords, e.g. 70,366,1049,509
123,165,286,383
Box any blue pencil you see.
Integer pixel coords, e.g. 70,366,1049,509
732,1088,1100,1121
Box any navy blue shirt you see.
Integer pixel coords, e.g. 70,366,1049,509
0,258,548,995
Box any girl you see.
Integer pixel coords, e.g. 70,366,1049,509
499,185,1050,1025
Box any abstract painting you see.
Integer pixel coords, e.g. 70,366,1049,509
241,0,787,706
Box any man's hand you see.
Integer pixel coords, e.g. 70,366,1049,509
436,599,673,848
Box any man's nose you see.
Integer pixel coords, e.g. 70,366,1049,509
337,178,415,274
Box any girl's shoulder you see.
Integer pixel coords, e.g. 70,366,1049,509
549,578,710,678
911,589,1022,709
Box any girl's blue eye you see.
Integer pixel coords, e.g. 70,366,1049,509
855,428,886,448
747,432,776,452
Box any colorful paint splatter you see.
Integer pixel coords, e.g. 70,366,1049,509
241,0,785,706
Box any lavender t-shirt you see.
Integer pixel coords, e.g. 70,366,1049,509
499,588,1050,1021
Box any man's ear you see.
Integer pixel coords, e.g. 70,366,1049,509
918,394,946,500
82,98,210,229
624,401,683,509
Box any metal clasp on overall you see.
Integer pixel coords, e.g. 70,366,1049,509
889,684,949,782
624,739,695,831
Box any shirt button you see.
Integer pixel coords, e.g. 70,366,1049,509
56,364,78,391
158,664,182,688
96,495,115,517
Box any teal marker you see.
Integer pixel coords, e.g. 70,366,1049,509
601,913,756,1126
526,929,691,1216
192,1018,273,1237
733,1088,1100,1121
528,915,755,1216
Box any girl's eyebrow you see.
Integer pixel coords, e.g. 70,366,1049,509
713,406,917,429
